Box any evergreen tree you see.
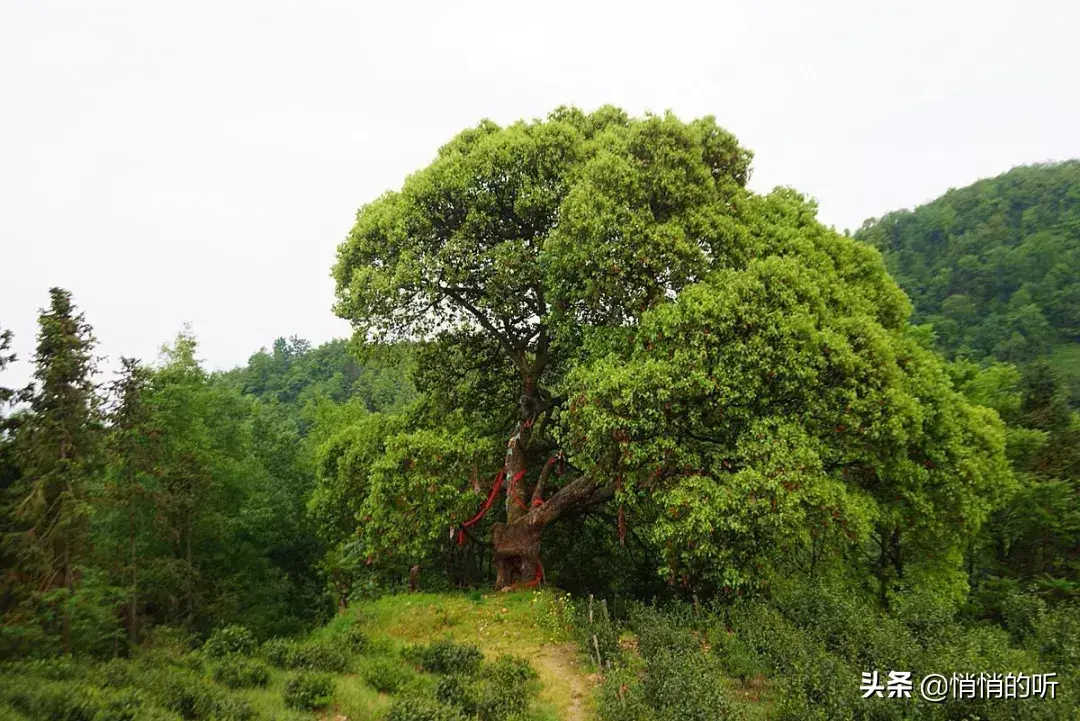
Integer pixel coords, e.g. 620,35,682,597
103,357,158,646
12,289,101,654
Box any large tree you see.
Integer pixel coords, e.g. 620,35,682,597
333,107,1010,593
11,289,100,653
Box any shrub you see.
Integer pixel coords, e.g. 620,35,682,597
1,678,102,721
0,657,86,681
142,668,255,720
595,664,650,721
94,658,136,688
343,625,369,654
282,672,334,711
384,694,464,721
1031,603,1080,673
575,597,620,667
482,654,537,690
435,675,478,715
292,640,352,672
363,658,414,694
643,648,740,721
1001,591,1048,641
403,639,483,675
472,678,527,721
212,658,270,689
259,637,299,668
202,625,257,658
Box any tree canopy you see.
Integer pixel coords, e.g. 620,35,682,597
856,162,1080,396
332,106,1011,599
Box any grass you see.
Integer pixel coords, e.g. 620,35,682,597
327,589,586,720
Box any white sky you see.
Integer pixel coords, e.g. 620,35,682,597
2,0,1078,389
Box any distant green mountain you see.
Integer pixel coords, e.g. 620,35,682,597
857,161,1080,399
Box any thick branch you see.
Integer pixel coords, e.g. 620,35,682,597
528,474,615,527
439,286,525,372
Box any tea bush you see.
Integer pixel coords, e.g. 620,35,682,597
259,637,299,668
282,672,334,711
202,625,257,658
594,663,650,721
211,657,271,689
342,624,369,654
434,675,478,715
363,657,414,693
291,640,352,672
403,639,483,675
384,694,465,721
482,654,538,690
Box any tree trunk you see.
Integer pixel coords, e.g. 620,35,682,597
129,498,138,647
62,540,72,655
492,473,614,589
493,520,544,589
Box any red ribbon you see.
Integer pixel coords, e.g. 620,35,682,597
461,469,505,528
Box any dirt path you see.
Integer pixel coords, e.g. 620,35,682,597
532,643,594,721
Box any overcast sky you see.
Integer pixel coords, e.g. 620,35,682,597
2,0,1078,389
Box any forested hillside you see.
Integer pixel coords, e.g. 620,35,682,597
1,109,1078,720
856,162,1080,401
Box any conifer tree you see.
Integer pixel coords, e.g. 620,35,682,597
104,357,158,646
14,288,100,654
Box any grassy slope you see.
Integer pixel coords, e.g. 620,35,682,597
314,589,594,721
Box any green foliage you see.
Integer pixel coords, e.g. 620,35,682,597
210,657,270,689
362,657,414,693
858,161,1080,370
138,667,257,720
594,605,743,721
385,694,465,721
258,637,298,669
403,639,484,675
3,289,101,655
202,625,257,658
482,654,537,688
281,671,334,711
573,596,620,668
434,674,478,714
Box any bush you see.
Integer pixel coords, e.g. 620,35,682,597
482,654,537,690
94,658,136,688
282,672,334,711
259,637,298,668
212,658,270,689
202,625,257,658
384,694,464,721
1001,591,1048,641
291,640,352,672
363,658,414,694
343,624,369,654
643,648,740,721
435,675,478,715
142,668,255,720
1031,603,1080,673
575,596,620,668
403,639,483,675
1,657,86,681
1,677,102,721
258,637,351,672
595,664,650,721
472,678,527,721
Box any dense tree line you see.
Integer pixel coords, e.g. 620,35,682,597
0,295,417,658
857,162,1080,399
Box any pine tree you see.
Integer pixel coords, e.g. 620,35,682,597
0,325,15,408
14,288,100,654
104,357,158,646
